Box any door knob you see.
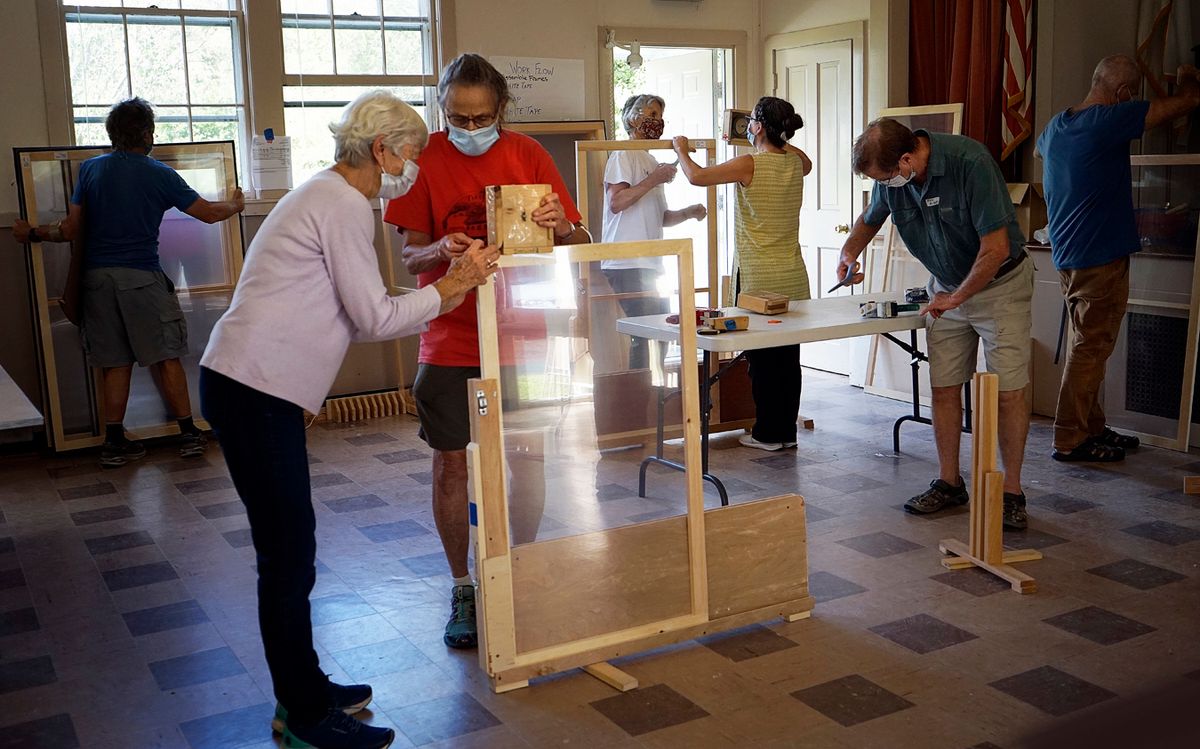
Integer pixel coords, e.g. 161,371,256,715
834,223,850,234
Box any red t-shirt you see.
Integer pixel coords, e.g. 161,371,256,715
383,130,581,367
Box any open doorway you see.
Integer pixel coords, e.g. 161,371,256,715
611,45,735,306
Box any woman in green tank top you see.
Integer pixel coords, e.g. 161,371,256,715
673,96,812,451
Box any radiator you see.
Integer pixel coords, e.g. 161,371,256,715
323,389,415,423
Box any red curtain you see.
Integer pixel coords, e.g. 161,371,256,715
909,0,1007,159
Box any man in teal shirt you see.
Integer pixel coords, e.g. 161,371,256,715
837,119,1033,529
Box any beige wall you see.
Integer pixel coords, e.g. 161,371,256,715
762,0,871,34
760,0,906,120
453,0,762,114
1028,0,1143,180
2,0,51,219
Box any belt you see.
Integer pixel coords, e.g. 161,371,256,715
993,252,1027,281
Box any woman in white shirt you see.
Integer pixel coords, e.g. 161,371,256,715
601,94,706,368
199,91,496,749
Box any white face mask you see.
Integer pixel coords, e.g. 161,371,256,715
879,161,913,188
378,157,419,199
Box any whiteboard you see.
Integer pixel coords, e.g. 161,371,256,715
490,55,585,122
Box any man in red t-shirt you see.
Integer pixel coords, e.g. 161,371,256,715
384,53,587,650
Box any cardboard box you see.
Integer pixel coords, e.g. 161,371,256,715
736,290,789,315
1008,183,1047,242
486,184,554,253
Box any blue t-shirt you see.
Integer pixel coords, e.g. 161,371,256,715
1036,100,1149,270
70,150,201,272
861,131,1024,289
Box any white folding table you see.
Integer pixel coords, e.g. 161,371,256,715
617,292,970,505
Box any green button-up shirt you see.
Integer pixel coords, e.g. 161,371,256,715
862,130,1024,289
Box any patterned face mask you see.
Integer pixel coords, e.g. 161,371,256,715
636,117,665,139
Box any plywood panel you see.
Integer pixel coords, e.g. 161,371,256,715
706,495,809,618
511,516,692,654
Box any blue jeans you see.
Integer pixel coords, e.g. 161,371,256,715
199,367,330,722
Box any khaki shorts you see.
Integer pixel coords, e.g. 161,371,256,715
925,258,1033,392
81,267,189,368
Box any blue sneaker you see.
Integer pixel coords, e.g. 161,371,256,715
272,682,374,733
282,708,394,749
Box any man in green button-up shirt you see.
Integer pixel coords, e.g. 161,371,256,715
836,118,1033,530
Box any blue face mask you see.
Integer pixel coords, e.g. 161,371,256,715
447,121,500,156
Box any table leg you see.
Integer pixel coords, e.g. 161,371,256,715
637,349,729,507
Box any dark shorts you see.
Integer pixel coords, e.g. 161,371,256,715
81,267,188,368
412,364,523,451
412,364,479,451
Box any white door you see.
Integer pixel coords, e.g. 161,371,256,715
774,40,856,374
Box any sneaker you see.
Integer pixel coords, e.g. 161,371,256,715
1094,427,1139,451
1052,437,1124,463
179,430,207,459
272,682,373,734
1003,492,1028,530
904,477,969,515
100,438,147,468
738,433,798,452
443,584,477,649
282,708,394,749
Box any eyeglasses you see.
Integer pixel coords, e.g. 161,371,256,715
445,112,498,129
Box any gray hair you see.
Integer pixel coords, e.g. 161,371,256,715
330,90,429,166
621,94,666,135
1091,54,1141,94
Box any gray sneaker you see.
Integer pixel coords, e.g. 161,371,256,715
179,431,208,459
1003,492,1028,530
904,477,969,515
100,439,147,468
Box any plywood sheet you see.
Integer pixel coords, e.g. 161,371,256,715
511,516,691,654
706,495,808,618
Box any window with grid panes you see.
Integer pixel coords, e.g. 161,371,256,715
60,2,246,149
280,1,437,183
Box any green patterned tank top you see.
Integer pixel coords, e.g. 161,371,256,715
734,152,810,300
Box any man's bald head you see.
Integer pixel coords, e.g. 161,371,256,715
1091,55,1141,96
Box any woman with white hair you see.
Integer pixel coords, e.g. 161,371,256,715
199,91,497,749
601,93,706,369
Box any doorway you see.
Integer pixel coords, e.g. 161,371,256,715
767,24,865,375
611,44,735,306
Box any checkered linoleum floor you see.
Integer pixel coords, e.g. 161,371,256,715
1,370,1197,748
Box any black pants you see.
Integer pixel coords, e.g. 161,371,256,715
199,367,329,722
604,268,669,370
746,345,802,443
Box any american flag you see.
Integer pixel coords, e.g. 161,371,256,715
1001,0,1034,160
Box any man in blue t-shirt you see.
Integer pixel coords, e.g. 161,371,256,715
13,97,244,467
1038,56,1199,463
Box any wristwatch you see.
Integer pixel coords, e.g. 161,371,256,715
27,228,42,243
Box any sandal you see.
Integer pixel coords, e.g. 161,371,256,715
1095,427,1139,450
1052,437,1124,463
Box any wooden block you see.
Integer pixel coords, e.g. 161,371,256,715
1185,476,1200,495
492,677,529,694
784,610,812,622
583,662,639,692
937,538,1038,594
939,546,1042,570
983,471,1004,565
702,315,750,332
736,290,789,315
800,415,815,430
486,184,554,253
